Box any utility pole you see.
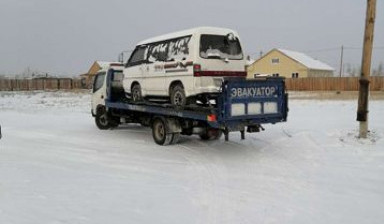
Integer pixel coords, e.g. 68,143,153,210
338,45,344,93
357,0,376,138
119,49,133,63
339,45,344,78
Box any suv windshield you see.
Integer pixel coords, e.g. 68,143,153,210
200,34,243,60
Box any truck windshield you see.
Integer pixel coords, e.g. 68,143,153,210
93,72,105,92
200,34,243,60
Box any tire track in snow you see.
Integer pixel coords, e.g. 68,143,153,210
170,138,231,224
220,130,315,222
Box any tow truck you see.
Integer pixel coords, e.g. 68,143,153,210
91,63,288,145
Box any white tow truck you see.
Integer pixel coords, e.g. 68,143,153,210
91,63,288,145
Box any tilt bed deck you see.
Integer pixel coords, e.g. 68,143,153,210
101,76,288,144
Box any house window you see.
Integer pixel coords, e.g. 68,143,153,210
271,58,279,64
292,73,299,78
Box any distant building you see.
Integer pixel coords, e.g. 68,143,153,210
80,61,117,88
247,49,334,79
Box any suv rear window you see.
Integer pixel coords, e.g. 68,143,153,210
200,34,243,60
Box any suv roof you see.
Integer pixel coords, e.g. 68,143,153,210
137,26,239,46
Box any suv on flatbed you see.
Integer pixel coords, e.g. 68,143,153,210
123,27,246,106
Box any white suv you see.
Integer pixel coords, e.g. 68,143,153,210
123,27,246,106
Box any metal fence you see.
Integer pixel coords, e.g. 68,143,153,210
0,78,87,91
285,77,384,91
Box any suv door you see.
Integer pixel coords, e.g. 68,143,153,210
145,42,168,96
124,46,148,96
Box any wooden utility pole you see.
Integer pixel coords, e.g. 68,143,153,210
339,45,344,78
338,45,344,93
357,0,376,138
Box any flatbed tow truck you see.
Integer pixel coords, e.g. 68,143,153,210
91,65,288,145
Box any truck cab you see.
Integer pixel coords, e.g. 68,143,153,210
91,63,124,129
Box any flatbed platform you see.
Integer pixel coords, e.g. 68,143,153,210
95,71,288,145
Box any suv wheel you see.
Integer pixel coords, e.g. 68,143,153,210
131,84,142,102
170,84,186,107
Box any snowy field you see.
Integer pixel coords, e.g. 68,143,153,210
0,90,383,224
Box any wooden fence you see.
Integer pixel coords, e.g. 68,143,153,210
1,77,384,91
285,77,384,91
0,78,87,91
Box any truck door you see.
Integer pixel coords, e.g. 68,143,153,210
91,72,106,114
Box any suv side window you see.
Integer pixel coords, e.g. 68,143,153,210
148,42,168,63
126,46,148,67
167,36,191,61
93,72,106,93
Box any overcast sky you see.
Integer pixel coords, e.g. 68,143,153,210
0,0,383,76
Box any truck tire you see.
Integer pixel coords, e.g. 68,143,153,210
170,133,180,144
170,84,186,107
95,107,118,130
152,118,173,145
131,84,143,102
199,128,223,140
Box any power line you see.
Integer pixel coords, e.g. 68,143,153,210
248,46,384,56
305,46,384,52
304,47,340,53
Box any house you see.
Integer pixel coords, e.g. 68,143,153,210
80,61,117,88
247,49,334,79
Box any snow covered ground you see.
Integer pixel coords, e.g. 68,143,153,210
0,91,383,224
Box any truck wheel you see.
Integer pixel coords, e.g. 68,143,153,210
170,133,180,144
199,128,223,140
152,118,173,145
170,84,186,107
95,107,118,130
131,84,142,102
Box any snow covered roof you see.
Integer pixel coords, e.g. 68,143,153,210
246,59,256,66
137,26,239,45
278,49,334,71
96,61,112,69
85,61,121,76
